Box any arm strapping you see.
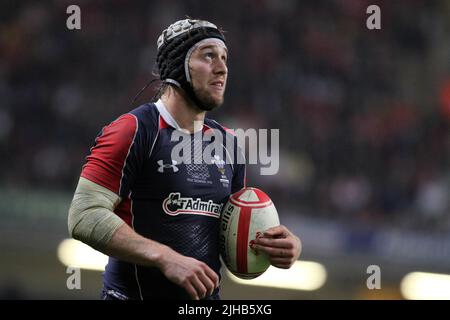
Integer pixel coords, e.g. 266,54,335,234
68,177,125,250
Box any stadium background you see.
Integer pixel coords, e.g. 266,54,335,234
1,0,449,299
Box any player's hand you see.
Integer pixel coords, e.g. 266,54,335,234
251,225,301,269
157,246,219,300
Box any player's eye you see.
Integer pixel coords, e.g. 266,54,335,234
204,52,214,59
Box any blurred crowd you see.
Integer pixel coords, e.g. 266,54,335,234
1,0,449,232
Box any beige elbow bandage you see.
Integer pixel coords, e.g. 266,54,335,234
68,177,125,250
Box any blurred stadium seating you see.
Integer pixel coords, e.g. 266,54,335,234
0,0,449,299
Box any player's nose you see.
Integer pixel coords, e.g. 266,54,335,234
213,58,227,76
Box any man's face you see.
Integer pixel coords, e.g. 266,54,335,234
188,40,228,111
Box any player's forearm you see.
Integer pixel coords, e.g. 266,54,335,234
103,223,169,268
68,177,169,268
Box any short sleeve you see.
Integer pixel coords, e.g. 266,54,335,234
81,113,146,197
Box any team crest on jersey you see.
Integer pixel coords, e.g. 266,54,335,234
162,192,223,218
211,155,229,187
211,154,225,174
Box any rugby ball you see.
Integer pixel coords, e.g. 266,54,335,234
219,187,280,279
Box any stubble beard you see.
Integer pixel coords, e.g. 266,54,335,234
193,86,225,111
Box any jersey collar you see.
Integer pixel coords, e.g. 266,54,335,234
155,99,182,130
155,99,208,133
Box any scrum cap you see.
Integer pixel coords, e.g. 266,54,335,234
156,19,226,109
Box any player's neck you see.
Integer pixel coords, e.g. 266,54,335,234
161,88,205,134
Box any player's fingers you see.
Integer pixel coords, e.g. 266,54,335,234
183,282,199,300
190,274,208,299
263,225,290,238
252,244,295,259
203,264,220,289
251,244,273,256
269,257,293,265
198,271,216,297
253,237,293,249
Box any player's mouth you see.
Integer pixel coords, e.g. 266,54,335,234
210,80,225,91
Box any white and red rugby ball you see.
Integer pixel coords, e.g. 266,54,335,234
220,187,280,279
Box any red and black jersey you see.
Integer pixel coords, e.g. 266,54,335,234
81,100,245,299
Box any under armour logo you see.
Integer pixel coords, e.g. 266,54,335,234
157,160,179,173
